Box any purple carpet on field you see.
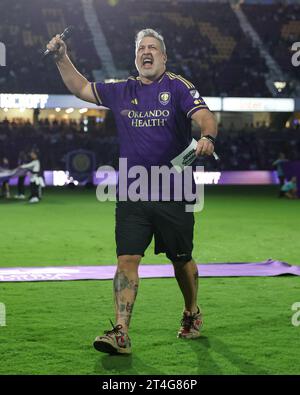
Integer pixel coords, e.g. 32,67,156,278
0,259,299,282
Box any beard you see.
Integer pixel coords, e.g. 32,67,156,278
136,62,165,81
140,68,157,78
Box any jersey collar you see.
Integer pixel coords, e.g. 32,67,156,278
136,72,166,85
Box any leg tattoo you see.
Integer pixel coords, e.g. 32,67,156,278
114,270,138,331
194,269,199,293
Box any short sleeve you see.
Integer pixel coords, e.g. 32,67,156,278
177,78,209,118
91,81,117,109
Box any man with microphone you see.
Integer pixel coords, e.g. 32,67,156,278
46,28,218,355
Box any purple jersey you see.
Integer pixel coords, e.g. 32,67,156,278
91,71,209,200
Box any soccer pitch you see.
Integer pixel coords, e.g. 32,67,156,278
0,186,299,375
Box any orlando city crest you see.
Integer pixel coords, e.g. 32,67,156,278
159,92,171,105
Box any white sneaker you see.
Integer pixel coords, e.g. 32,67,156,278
93,321,132,355
18,194,25,199
29,197,39,203
177,307,203,339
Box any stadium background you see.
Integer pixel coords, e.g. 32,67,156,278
0,0,300,375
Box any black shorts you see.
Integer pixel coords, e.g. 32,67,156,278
115,201,195,263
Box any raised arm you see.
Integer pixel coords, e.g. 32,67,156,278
46,35,96,104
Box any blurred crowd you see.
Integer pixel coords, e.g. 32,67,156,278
242,2,300,80
0,118,119,171
1,118,299,172
96,0,270,97
0,0,299,97
0,0,99,94
210,123,300,171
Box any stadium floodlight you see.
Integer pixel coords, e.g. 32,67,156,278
55,107,61,112
3,108,8,112
65,108,74,114
274,81,287,92
79,108,88,114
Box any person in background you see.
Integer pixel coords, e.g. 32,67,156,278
272,153,288,195
14,151,28,200
0,157,11,199
280,176,298,199
19,150,45,203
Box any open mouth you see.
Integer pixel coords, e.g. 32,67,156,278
142,57,153,67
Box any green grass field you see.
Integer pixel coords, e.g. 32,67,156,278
0,186,299,375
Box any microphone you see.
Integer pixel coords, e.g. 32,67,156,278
213,152,220,161
43,26,74,57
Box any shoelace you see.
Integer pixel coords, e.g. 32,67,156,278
181,314,195,329
103,319,123,337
